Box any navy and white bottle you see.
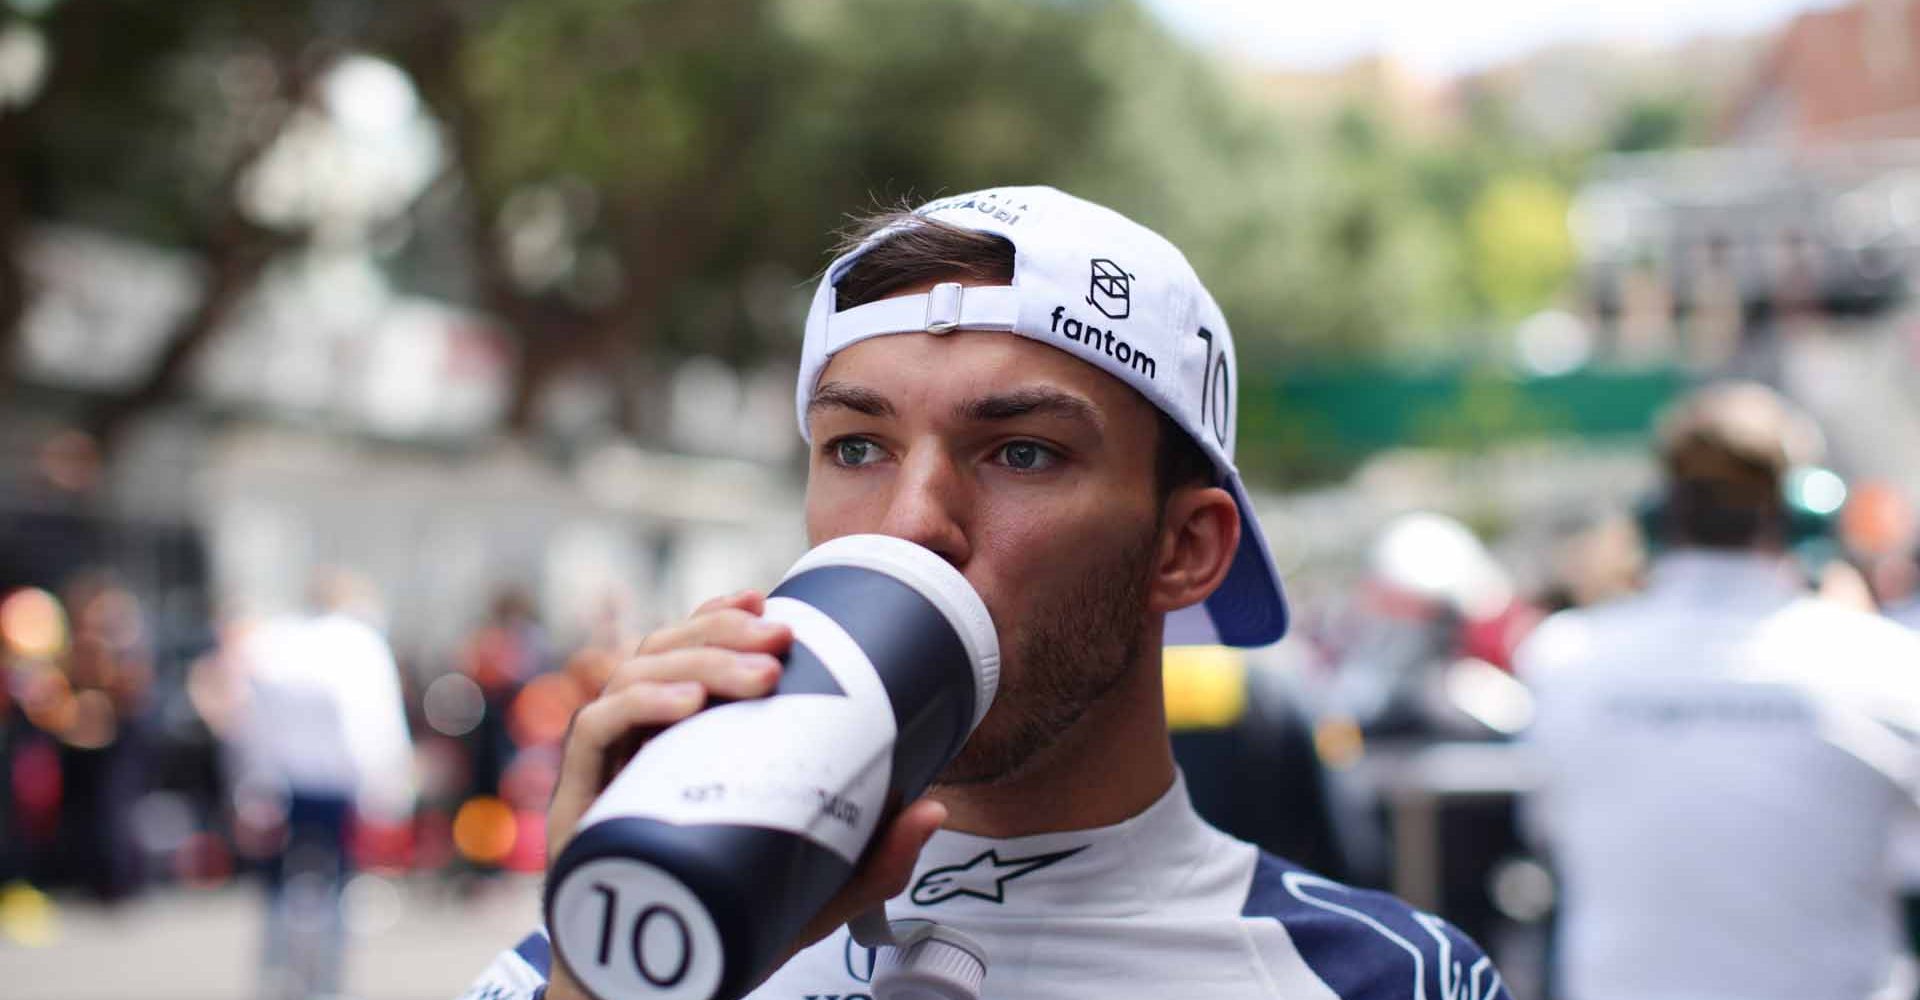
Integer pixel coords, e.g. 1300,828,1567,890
546,534,1000,1000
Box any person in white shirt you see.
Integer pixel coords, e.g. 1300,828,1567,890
464,187,1512,1000
1518,382,1920,1000
237,569,416,1000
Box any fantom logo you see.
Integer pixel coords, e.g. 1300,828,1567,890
1048,306,1156,380
1086,258,1132,319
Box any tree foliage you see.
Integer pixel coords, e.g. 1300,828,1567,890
2,0,1600,453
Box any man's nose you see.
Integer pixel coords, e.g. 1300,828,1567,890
878,446,971,568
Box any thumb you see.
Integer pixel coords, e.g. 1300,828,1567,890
796,798,947,948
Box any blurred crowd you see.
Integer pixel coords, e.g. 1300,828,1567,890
0,560,643,995
6,382,1920,998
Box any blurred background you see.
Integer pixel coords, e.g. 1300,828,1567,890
3,0,1920,997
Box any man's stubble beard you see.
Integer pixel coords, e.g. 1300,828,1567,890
933,529,1157,788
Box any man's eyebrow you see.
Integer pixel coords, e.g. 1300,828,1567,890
806,381,895,419
958,389,1103,429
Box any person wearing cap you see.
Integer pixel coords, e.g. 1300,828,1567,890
464,187,1511,1000
1517,381,1920,1000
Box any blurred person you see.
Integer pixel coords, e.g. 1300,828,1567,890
1324,512,1533,740
1166,643,1349,880
1313,513,1538,947
559,585,640,698
1537,509,1646,614
456,587,552,803
1518,381,1920,1000
235,569,415,1000
466,187,1511,999
48,573,155,902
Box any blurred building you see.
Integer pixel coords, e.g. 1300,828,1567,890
1722,0,1920,147
1570,0,1920,499
2,219,808,663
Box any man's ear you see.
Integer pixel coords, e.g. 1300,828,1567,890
1148,485,1240,615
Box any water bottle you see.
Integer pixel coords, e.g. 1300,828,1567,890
545,534,1000,1000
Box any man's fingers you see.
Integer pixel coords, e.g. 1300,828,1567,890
602,647,782,700
566,682,707,763
690,589,765,618
636,606,790,657
550,681,713,863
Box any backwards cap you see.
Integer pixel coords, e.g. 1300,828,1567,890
795,186,1288,647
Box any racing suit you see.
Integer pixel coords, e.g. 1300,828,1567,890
1519,551,1920,1000
461,774,1509,999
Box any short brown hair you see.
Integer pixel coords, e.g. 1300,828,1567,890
832,210,1214,502
1655,381,1821,549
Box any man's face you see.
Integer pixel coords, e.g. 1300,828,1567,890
804,324,1167,785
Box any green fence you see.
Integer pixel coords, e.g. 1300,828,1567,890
1239,365,1687,485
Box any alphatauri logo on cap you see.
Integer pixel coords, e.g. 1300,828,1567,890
1086,258,1132,320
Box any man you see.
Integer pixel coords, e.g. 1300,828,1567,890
238,569,415,1000
465,187,1509,999
1518,382,1920,1000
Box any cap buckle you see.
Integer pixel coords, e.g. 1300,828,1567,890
924,282,964,334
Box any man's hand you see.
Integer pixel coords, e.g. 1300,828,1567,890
544,590,947,1000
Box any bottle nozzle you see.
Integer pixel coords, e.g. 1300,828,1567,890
848,908,987,1000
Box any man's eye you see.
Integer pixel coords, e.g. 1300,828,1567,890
997,441,1058,471
832,438,881,467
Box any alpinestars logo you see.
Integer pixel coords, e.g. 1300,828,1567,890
909,847,1086,905
1086,258,1132,319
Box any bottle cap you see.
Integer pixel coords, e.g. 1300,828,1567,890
871,921,988,1000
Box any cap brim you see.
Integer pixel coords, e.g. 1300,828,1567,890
1164,470,1289,648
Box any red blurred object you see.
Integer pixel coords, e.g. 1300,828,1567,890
1841,481,1914,559
12,739,61,841
462,626,529,695
413,808,455,871
505,809,546,873
499,746,560,811
507,673,583,749
1460,601,1545,673
351,818,416,874
173,832,235,889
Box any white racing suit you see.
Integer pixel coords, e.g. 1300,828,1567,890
461,774,1508,1000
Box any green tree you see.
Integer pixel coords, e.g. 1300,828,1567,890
1467,172,1574,321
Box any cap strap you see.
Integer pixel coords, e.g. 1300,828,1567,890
824,283,1021,351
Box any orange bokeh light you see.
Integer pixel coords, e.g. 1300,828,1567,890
452,796,518,865
508,673,584,749
1,589,68,660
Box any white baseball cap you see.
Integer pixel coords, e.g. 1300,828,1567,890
795,185,1288,647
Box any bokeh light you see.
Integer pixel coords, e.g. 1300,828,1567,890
1162,645,1248,730
131,790,196,858
0,881,58,948
1,588,68,659
423,672,485,737
1791,467,1849,517
343,872,406,937
18,668,75,739
507,672,582,748
499,745,560,811
1313,716,1367,770
452,795,517,865
60,688,119,749
1840,480,1914,557
506,808,547,873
